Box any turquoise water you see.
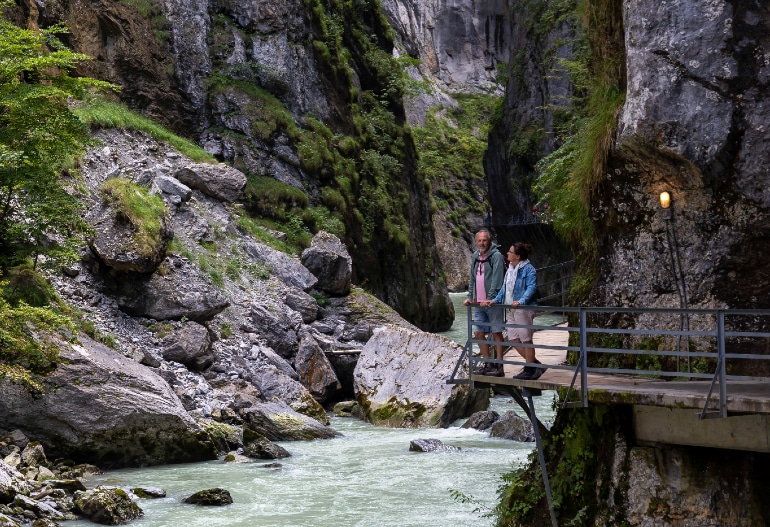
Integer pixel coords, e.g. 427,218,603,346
68,293,556,527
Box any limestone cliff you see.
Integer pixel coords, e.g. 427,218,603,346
11,0,453,330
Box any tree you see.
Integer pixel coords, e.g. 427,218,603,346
0,10,114,272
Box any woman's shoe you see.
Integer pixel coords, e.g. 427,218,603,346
513,367,534,379
489,367,505,377
529,360,545,380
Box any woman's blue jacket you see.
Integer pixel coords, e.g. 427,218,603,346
492,262,537,306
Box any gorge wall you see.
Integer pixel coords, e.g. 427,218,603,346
12,0,454,330
487,0,770,524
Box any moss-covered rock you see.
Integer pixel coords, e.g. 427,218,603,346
74,486,143,525
182,488,233,506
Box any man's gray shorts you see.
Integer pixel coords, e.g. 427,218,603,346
473,305,504,334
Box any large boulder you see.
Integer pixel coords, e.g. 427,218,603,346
87,196,173,274
240,401,339,441
488,411,535,442
300,231,352,296
0,461,29,504
0,337,217,469
294,330,341,404
246,368,327,425
113,257,229,321
162,321,215,371
243,241,317,292
74,486,142,525
173,163,246,203
354,325,489,428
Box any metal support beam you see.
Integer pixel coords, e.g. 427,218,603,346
524,388,558,527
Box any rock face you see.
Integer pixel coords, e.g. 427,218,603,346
380,0,511,95
354,325,489,427
591,0,770,315
11,0,455,332
0,337,216,469
300,232,352,296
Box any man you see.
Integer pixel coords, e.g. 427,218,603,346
463,228,506,376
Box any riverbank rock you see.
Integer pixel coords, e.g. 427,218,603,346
242,434,290,460
409,439,461,452
131,487,166,499
300,231,352,296
0,461,30,503
294,330,341,404
461,410,500,431
73,486,143,525
0,337,217,469
240,401,340,441
488,411,535,442
182,488,233,506
354,325,489,428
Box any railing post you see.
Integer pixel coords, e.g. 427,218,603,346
580,308,588,407
467,303,474,388
717,310,726,418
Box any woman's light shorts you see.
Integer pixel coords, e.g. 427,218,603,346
507,307,535,342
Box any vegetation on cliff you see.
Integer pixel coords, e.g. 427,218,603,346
530,0,625,299
413,94,500,238
496,404,629,526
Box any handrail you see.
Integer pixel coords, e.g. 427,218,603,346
449,304,770,419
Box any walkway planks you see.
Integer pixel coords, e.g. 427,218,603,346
472,324,770,416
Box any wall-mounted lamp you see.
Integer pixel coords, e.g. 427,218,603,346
659,191,672,220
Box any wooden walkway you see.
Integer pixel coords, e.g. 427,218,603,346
473,324,770,416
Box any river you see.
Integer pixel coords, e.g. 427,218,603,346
69,293,556,527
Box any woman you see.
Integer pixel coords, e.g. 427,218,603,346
481,242,541,379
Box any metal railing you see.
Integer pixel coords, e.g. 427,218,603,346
447,305,770,419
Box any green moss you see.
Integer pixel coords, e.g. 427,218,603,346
496,405,630,526
100,178,168,258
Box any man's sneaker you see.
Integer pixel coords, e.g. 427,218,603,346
488,366,505,377
473,363,492,375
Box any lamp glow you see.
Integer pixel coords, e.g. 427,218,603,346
659,192,671,209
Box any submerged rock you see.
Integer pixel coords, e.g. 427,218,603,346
182,488,233,506
131,487,166,499
488,411,535,442
409,439,461,452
